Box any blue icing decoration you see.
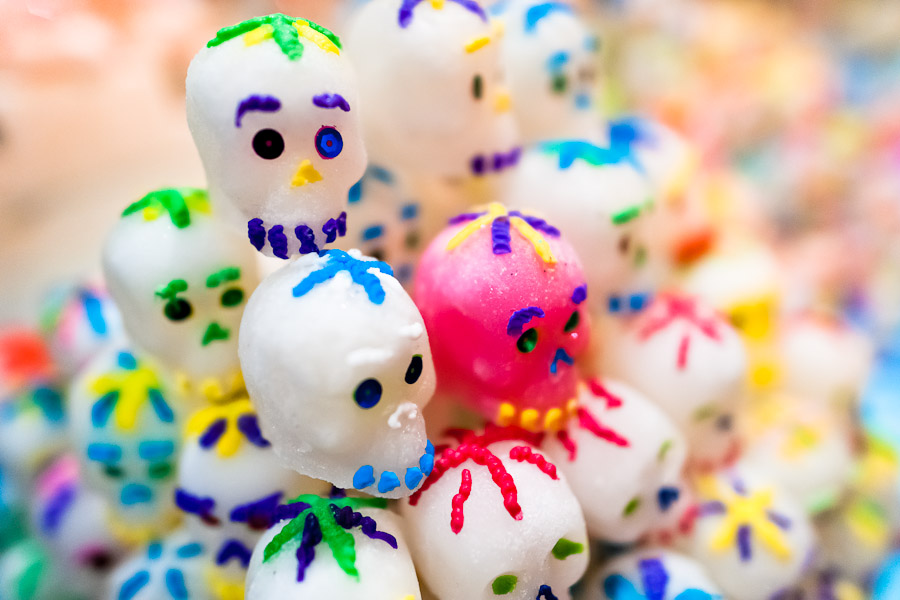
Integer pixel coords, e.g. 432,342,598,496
362,225,384,241
401,203,418,220
81,290,108,336
147,542,163,560
176,543,204,559
377,471,401,493
405,467,423,490
87,442,122,463
118,570,150,600
348,179,363,204
165,568,189,599
292,250,393,305
419,453,434,477
117,352,137,370
353,465,375,489
525,2,572,32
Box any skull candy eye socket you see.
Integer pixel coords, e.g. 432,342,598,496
220,287,244,308
315,126,343,159
551,73,568,94
405,355,423,384
353,378,382,409
472,74,483,99
147,462,172,480
164,298,192,322
103,464,124,478
516,328,538,353
563,311,580,333
252,128,285,160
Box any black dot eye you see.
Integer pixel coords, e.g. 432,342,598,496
472,74,483,99
716,414,733,431
517,328,538,353
564,311,580,333
83,550,115,572
103,464,124,478
618,234,631,254
552,73,567,94
315,126,343,159
221,287,244,308
164,298,192,322
405,230,420,249
405,355,423,384
353,378,382,409
252,128,284,159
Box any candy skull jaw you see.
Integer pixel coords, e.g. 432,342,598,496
240,250,435,498
186,16,366,257
103,196,260,382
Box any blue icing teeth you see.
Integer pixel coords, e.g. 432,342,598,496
405,467,424,490
377,471,401,493
352,465,375,490
419,453,434,477
426,440,434,455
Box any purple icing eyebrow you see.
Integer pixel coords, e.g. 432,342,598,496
508,307,545,336
571,284,587,305
312,93,351,112
235,95,281,127
398,0,487,28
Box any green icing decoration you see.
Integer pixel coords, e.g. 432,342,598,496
263,494,387,580
206,267,242,288
551,537,584,560
492,574,518,595
206,13,341,61
122,188,209,229
155,279,188,301
657,439,673,462
623,496,641,516
611,205,642,226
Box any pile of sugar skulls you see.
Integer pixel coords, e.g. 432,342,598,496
0,2,896,599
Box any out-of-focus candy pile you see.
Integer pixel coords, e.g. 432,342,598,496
1,0,900,599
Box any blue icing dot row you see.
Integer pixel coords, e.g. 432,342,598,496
352,440,435,493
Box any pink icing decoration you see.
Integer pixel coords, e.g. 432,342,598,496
35,454,79,503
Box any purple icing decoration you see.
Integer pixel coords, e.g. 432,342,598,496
268,225,289,259
767,510,792,530
248,218,266,251
571,284,587,305
470,155,486,175
216,539,253,568
507,306,545,336
235,95,281,128
230,492,282,529
236,414,270,448
294,224,320,255
312,93,351,112
737,525,752,561
536,585,558,600
697,500,726,517
448,211,483,225
331,504,399,549
321,212,348,244
42,485,77,535
274,501,312,522
491,216,512,255
296,512,322,582
398,0,486,28
731,477,748,496
510,211,560,237
638,557,669,600
199,418,227,449
175,489,217,522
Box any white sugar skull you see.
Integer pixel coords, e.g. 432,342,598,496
603,293,747,468
504,142,657,316
346,0,520,179
186,14,366,258
31,455,127,598
543,379,687,544
686,469,816,600
494,0,602,144
338,164,424,288
240,249,435,498
400,437,588,600
39,282,124,377
246,496,421,599
0,538,71,600
68,347,182,533
582,548,723,600
105,531,213,600
174,399,326,578
0,383,67,480
103,188,259,398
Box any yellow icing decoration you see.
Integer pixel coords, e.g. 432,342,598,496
291,159,324,187
698,476,793,562
244,24,275,47
834,581,865,600
89,364,163,431
492,390,580,433
510,216,555,264
845,498,889,549
465,35,491,53
520,409,540,432
780,423,824,459
206,566,246,600
107,510,181,546
186,398,257,458
543,407,563,431
497,403,516,427
446,203,556,264
294,19,340,55
493,90,512,113
430,0,445,8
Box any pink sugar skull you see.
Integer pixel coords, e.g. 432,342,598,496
415,203,590,431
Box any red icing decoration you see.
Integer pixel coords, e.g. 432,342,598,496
508,445,558,480
587,378,623,408
676,335,691,370
0,330,55,387
450,469,472,534
556,430,577,461
637,294,722,342
577,406,630,447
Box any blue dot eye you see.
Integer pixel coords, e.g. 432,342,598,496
315,126,343,159
353,378,382,409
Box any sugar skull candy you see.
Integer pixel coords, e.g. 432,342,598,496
246,494,421,600
0,383,67,480
339,164,424,288
415,203,590,431
686,469,816,600
186,14,366,258
39,282,124,378
31,455,127,597
582,548,724,600
68,347,182,532
400,434,588,600
174,399,326,578
106,531,213,600
347,0,520,179
504,142,658,317
0,538,71,600
240,249,435,498
604,293,746,469
542,379,687,544
493,0,602,144
103,188,260,399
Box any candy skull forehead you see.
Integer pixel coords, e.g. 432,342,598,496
415,203,590,427
106,532,212,600
495,0,602,144
504,142,656,315
186,14,366,258
400,437,588,600
246,499,421,600
346,0,520,178
103,189,259,387
239,249,435,498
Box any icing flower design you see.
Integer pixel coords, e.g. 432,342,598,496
89,352,173,432
185,399,270,458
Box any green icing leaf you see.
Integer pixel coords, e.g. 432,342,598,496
551,537,584,560
492,574,518,595
206,13,342,60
